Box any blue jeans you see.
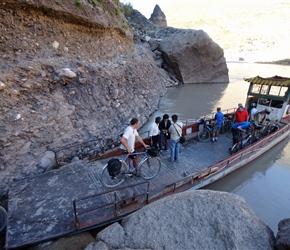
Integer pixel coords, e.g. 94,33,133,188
170,139,180,161
159,131,169,150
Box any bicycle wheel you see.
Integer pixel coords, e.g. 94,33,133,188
242,137,252,148
139,157,161,180
229,143,241,155
101,160,127,188
198,129,211,142
222,121,233,133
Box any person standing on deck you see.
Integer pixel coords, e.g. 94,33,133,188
159,114,171,151
212,107,224,142
248,103,258,121
234,104,248,123
168,114,182,163
253,107,271,125
120,118,149,176
149,116,161,148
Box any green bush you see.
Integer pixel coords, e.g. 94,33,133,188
115,7,120,16
75,1,82,8
121,3,133,18
88,0,97,7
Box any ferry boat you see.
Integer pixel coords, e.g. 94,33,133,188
4,76,290,249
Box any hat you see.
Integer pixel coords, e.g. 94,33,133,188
238,103,243,107
264,107,271,115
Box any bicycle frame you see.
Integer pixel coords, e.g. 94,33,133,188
123,151,149,172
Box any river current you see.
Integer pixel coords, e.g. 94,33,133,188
140,62,290,234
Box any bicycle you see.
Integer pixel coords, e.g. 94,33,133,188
197,117,214,142
220,115,234,134
101,147,161,188
253,119,280,142
229,127,253,155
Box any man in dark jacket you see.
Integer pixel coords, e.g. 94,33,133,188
158,114,171,151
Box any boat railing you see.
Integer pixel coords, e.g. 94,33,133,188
51,108,237,166
72,181,150,229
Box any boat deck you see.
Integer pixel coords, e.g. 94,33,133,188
6,132,233,249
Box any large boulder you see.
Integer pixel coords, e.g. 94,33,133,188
275,218,290,250
88,190,275,249
159,29,229,83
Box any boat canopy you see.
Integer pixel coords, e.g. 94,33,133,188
244,75,290,87
244,75,290,121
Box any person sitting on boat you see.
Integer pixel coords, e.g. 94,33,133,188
212,107,224,142
234,104,248,123
231,120,258,144
248,103,258,121
120,118,149,176
253,107,271,125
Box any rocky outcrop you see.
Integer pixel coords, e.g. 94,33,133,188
149,4,167,26
127,10,229,84
275,218,290,250
0,0,171,197
84,190,275,249
159,28,229,83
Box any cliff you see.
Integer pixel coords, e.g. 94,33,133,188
0,0,170,198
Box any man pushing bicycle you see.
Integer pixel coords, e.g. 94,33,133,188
120,118,149,176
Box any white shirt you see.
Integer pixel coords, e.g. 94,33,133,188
251,107,258,116
249,107,258,120
168,122,183,141
120,126,139,151
149,122,160,137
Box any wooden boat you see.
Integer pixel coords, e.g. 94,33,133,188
5,76,290,249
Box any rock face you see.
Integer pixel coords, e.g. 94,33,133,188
0,1,229,198
127,10,229,84
275,218,290,250
86,190,275,249
149,4,167,26
159,28,229,83
0,0,170,197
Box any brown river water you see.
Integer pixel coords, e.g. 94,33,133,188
140,62,290,234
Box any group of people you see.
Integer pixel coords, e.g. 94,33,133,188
231,103,271,143
119,114,183,175
149,114,183,163
119,103,271,175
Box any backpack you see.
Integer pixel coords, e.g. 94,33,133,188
107,158,122,177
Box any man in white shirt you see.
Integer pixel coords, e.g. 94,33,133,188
149,116,161,148
168,114,183,162
120,118,149,175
